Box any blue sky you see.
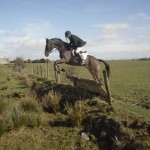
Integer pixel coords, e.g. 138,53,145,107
0,0,150,60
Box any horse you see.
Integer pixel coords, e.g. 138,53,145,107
44,38,110,84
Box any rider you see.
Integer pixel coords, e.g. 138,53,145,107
65,31,86,64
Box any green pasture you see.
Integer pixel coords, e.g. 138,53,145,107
25,60,150,118
1,60,150,119
0,60,150,150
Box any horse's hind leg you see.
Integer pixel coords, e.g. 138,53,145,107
95,72,102,83
87,67,101,84
92,71,102,83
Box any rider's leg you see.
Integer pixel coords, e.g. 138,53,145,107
75,47,85,64
71,49,75,57
76,47,83,53
79,52,88,64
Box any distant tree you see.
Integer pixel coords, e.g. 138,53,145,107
39,58,46,63
15,57,25,68
27,59,32,63
31,58,53,63
32,59,39,63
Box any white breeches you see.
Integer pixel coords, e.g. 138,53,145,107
73,47,88,61
75,47,83,53
79,52,88,60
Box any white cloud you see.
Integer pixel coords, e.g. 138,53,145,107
86,40,150,60
0,30,12,36
55,9,79,16
86,22,150,59
90,23,130,44
10,39,45,59
128,12,150,20
11,0,32,5
0,20,55,60
1,19,150,61
99,23,130,31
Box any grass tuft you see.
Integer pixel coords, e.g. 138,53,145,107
41,91,61,113
20,99,42,113
65,101,85,128
21,113,42,128
0,99,11,114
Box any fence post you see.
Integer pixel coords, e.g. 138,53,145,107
33,66,35,75
37,66,39,76
47,60,49,79
40,66,42,77
103,70,111,105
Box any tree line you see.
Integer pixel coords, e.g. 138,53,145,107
10,57,53,64
10,57,53,69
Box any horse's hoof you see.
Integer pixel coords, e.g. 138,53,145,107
61,69,65,72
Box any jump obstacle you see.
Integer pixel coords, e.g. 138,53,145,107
66,70,111,105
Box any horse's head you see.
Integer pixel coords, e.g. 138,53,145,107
45,38,71,57
44,38,54,57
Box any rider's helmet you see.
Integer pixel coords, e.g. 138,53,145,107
65,31,71,38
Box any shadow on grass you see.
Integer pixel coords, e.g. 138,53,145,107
49,118,73,128
32,82,101,109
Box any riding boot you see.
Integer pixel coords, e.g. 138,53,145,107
72,50,75,57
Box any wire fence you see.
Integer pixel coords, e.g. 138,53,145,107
31,61,50,79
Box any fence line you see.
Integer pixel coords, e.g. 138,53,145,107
32,61,50,79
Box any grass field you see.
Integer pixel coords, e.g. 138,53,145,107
0,60,150,150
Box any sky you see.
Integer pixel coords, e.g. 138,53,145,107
0,0,150,60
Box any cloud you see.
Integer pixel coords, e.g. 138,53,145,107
1,18,149,61
86,22,150,59
0,20,54,60
86,40,150,60
128,12,150,20
10,39,45,59
98,23,129,30
94,23,129,35
11,0,32,5
90,23,130,44
0,30,12,36
55,9,79,16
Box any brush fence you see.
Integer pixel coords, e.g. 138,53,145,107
66,70,111,105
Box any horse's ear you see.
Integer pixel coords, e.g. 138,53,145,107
46,38,49,42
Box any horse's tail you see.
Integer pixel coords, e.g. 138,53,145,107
98,59,110,78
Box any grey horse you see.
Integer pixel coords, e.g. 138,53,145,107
44,38,110,83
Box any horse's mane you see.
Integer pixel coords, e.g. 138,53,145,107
50,38,71,51
51,38,63,42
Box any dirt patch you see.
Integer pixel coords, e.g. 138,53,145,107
83,112,150,150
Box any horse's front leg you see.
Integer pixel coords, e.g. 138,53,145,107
54,58,67,83
57,65,65,73
54,63,60,74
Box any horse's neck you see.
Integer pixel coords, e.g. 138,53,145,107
58,47,72,60
59,48,68,55
56,42,70,53
53,40,71,56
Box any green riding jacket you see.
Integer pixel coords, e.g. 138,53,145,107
69,34,86,49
